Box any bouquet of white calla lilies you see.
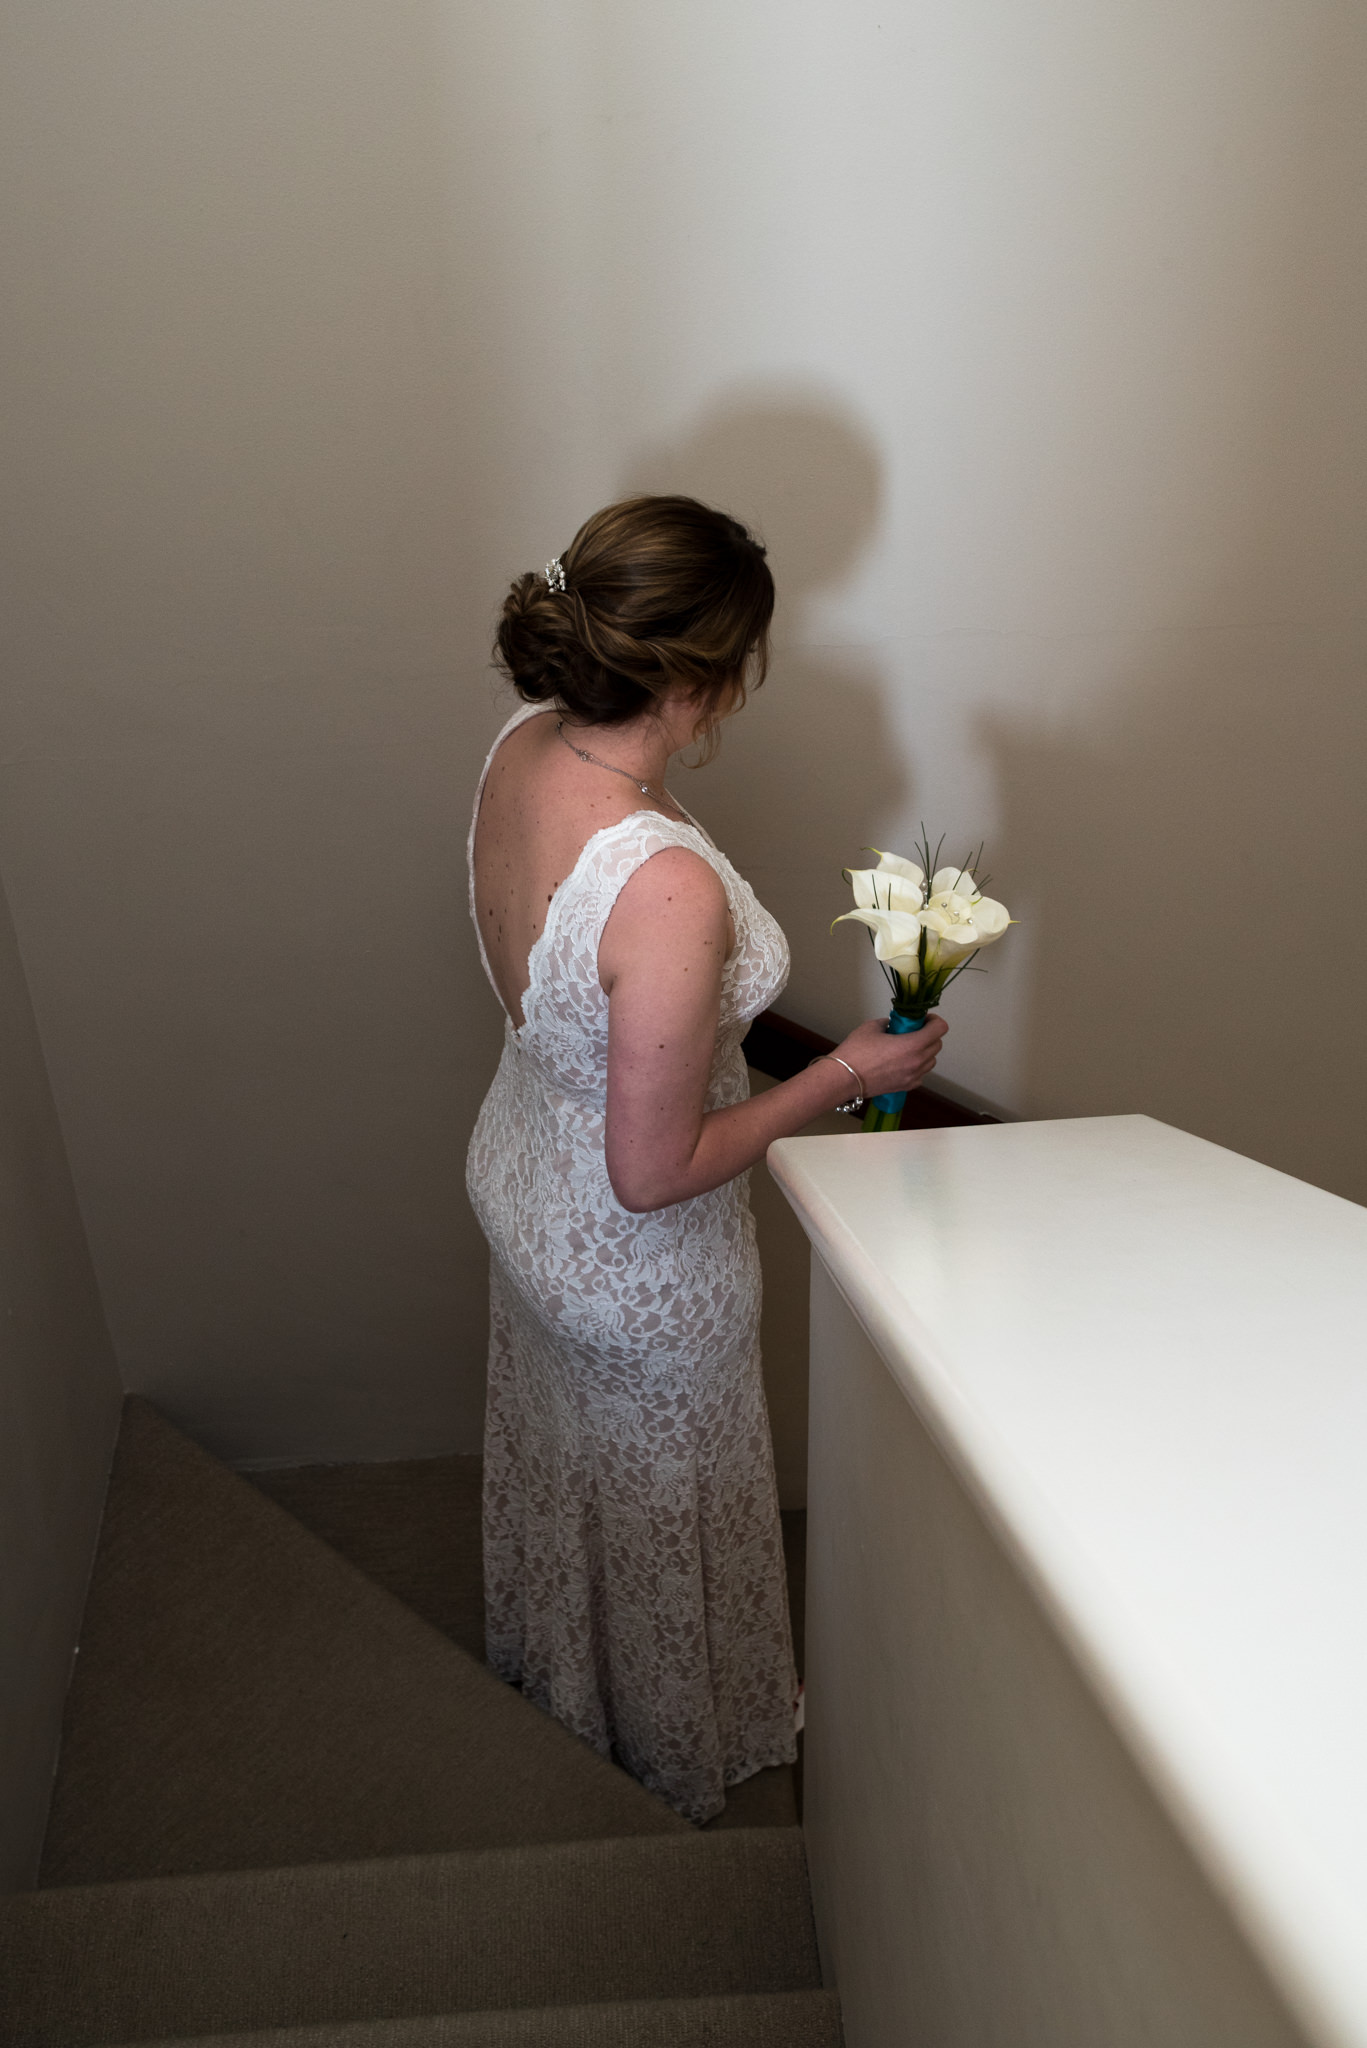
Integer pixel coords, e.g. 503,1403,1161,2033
834,836,1012,1131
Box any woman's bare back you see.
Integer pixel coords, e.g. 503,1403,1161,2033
472,711,652,1028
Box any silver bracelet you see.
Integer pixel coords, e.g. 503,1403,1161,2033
808,1053,866,1114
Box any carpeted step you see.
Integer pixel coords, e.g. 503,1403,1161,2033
249,1455,800,1833
250,1454,486,1661
99,1988,843,2046
40,1399,686,1886
0,1831,821,2048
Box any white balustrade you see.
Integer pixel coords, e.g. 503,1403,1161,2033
769,1114,1367,2048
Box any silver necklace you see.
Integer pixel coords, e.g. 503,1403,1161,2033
556,720,686,817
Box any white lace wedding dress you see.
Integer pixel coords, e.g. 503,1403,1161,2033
465,703,798,1822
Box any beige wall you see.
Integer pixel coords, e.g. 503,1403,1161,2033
3,1,1364,1460
0,875,121,1890
0,2,518,1461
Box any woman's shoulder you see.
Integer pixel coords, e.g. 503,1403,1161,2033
597,834,730,973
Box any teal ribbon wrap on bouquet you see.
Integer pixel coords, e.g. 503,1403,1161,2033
863,1007,928,1134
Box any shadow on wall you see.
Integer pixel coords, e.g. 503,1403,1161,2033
622,391,911,1036
986,625,1367,1207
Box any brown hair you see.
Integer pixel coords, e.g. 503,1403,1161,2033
494,495,773,744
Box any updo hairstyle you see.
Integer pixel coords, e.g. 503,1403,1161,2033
494,495,774,737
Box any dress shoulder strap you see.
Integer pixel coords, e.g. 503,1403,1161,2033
547,807,733,954
467,702,548,871
467,701,551,1006
513,807,722,1034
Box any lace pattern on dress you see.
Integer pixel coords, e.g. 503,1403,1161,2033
465,703,797,1822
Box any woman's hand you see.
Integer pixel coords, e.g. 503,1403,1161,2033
832,1013,948,1101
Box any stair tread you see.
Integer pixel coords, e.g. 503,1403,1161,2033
98,1989,842,2047
41,1399,686,1887
249,1454,799,1833
1,1832,821,2048
249,1454,486,1662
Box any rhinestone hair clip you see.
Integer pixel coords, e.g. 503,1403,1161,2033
545,557,568,594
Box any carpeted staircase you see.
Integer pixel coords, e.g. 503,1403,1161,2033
1,1400,838,2046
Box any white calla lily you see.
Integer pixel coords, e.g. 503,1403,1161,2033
924,887,1010,954
919,903,976,970
930,866,979,898
870,850,926,886
845,860,925,914
963,893,1009,940
831,907,924,984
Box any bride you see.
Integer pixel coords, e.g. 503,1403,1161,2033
466,495,946,1821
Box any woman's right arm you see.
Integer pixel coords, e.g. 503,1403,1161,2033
600,847,948,1213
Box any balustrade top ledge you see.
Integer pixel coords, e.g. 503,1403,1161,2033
768,1113,1367,2048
